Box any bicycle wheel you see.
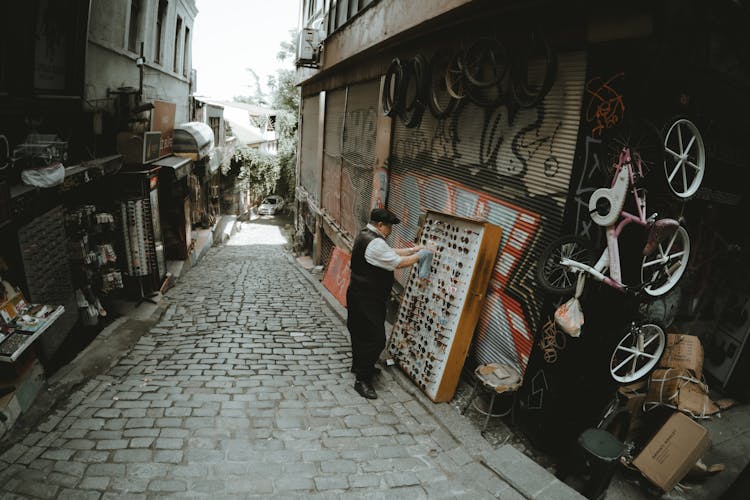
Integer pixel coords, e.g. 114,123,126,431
610,323,665,383
427,52,458,119
511,31,558,109
641,225,690,297
663,118,706,198
536,235,594,295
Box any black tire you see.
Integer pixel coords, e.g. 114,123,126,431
462,37,509,89
382,58,403,117
511,31,557,109
536,235,594,295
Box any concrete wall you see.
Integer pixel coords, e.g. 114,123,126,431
86,0,197,124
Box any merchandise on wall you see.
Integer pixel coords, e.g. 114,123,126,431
0,287,64,363
116,167,166,295
388,211,502,402
65,204,123,326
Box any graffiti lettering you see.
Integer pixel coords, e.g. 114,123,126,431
585,72,626,138
539,316,566,364
573,135,606,241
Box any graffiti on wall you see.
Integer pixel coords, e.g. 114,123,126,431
393,104,565,195
584,72,626,138
386,53,586,375
389,171,541,372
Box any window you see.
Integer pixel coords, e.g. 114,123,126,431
182,26,190,76
127,0,143,53
155,0,167,64
173,16,182,72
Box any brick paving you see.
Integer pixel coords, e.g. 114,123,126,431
0,221,571,499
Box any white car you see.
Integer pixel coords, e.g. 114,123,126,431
258,195,285,215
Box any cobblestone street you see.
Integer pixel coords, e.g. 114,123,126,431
0,219,575,499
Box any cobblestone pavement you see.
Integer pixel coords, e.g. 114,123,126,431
0,220,553,499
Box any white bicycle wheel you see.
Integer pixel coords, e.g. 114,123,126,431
663,119,705,198
641,225,690,297
610,323,665,383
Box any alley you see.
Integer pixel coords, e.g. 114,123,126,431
0,219,569,499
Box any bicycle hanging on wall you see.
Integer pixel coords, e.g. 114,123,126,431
536,118,706,383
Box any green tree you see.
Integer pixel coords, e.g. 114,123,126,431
233,30,299,203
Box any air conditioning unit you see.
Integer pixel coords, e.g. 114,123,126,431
296,27,321,68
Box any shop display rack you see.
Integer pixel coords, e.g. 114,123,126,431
388,210,502,402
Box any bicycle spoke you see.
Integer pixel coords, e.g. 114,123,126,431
668,159,684,183
677,123,684,152
683,135,696,156
665,147,681,160
681,162,688,192
687,159,701,171
613,352,637,373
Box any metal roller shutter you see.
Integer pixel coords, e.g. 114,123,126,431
322,89,346,221
340,79,378,236
300,95,320,205
389,51,587,376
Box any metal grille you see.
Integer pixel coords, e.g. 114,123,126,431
322,80,379,237
389,51,587,376
322,89,346,221
17,205,78,359
300,95,320,204
320,230,334,269
340,79,378,236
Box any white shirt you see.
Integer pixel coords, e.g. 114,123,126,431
364,223,401,271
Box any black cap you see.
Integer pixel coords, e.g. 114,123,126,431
370,208,401,225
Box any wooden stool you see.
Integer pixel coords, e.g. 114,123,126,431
461,363,521,435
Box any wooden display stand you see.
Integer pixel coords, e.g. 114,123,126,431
388,210,502,402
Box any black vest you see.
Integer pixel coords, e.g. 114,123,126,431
349,228,395,300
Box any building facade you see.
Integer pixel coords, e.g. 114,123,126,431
294,0,750,450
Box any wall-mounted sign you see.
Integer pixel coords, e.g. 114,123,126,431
152,100,176,159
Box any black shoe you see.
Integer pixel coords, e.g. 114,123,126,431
354,380,378,399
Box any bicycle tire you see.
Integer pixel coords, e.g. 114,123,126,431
511,31,557,109
427,52,458,119
465,80,505,109
444,50,466,100
536,235,594,295
462,37,509,89
382,58,403,117
610,323,665,383
662,117,706,199
399,55,428,128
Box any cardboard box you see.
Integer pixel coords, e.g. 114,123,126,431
633,412,710,492
661,334,704,378
645,368,719,418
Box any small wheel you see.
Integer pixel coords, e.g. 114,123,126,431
610,323,665,383
536,235,594,295
663,118,705,198
641,225,690,297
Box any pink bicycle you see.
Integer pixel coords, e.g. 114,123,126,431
536,120,705,382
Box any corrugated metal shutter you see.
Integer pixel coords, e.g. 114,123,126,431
389,51,587,376
300,95,320,205
340,79,378,236
322,89,346,221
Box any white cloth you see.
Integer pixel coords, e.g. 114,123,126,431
364,223,402,271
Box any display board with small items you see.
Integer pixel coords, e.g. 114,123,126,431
387,211,502,402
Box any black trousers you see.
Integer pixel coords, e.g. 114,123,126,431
346,289,386,382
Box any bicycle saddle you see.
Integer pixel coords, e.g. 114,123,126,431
589,167,629,227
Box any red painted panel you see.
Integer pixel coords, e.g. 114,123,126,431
322,247,351,307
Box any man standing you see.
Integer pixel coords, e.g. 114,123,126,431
347,208,425,399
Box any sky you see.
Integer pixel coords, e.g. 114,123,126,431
192,0,300,101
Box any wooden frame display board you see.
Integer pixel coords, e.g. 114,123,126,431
388,211,502,402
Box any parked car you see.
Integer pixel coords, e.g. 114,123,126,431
258,195,285,215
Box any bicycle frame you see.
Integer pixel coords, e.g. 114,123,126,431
561,148,662,293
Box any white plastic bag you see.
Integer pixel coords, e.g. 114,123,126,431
21,162,65,188
555,297,584,337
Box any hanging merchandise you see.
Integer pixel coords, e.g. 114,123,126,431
388,211,502,402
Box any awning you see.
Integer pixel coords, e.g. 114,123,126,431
153,155,192,180
173,122,214,160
